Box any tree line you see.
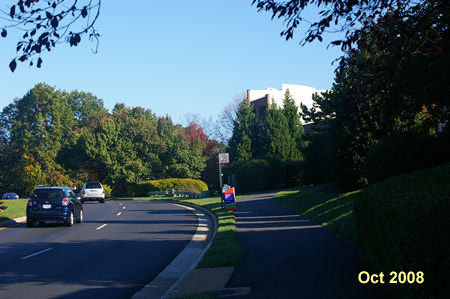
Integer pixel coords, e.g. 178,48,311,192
226,0,449,192
0,83,219,196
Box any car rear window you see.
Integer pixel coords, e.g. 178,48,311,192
32,189,65,199
86,183,102,189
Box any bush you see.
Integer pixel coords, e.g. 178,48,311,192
131,178,208,197
365,133,450,183
102,184,112,198
354,163,450,298
302,131,338,185
235,159,271,193
223,158,304,193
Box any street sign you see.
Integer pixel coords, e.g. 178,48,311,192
219,153,229,164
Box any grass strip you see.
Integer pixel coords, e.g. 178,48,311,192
274,188,360,246
0,199,28,222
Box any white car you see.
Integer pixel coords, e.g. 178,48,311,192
81,182,105,203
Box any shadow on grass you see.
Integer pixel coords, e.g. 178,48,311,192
274,188,361,246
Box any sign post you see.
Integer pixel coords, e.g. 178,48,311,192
218,153,229,210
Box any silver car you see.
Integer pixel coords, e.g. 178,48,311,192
2,192,19,199
80,182,105,203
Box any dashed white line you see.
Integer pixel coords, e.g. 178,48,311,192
122,206,126,210
117,212,122,216
21,248,53,260
96,224,108,230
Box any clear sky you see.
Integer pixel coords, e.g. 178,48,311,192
0,1,343,125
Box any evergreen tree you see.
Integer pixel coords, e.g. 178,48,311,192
227,100,258,162
264,102,299,161
282,89,305,157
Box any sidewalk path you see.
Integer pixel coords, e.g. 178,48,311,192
225,191,390,298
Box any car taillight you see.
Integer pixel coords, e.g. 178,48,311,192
82,191,85,194
27,199,33,207
102,190,105,194
62,198,69,206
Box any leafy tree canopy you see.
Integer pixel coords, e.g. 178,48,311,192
1,0,101,71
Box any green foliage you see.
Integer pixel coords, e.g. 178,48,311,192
132,178,208,197
102,184,112,198
365,133,450,183
224,158,303,193
227,100,258,162
0,84,210,196
301,131,337,185
282,89,306,155
264,102,300,161
354,164,450,298
235,159,271,193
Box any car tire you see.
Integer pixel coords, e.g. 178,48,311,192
100,199,105,203
39,221,45,225
66,211,74,227
26,219,34,228
77,210,83,223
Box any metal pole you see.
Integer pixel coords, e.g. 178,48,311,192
218,154,223,209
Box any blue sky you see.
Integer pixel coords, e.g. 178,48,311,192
0,1,343,124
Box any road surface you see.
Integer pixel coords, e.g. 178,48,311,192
0,200,197,299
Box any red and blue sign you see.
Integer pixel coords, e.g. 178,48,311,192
223,187,236,211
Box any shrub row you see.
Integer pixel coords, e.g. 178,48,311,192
224,158,303,193
365,133,450,183
130,178,208,197
354,163,449,298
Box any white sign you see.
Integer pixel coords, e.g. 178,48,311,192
219,153,229,164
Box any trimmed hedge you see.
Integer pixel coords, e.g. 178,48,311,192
224,159,303,194
131,178,208,197
354,163,449,298
365,133,450,184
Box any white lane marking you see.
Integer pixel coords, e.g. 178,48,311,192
119,203,123,206
122,206,126,210
96,224,108,230
117,212,122,216
21,248,53,260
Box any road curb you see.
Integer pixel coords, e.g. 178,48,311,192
131,201,217,299
0,216,26,228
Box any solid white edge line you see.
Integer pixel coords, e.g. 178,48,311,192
21,247,53,260
96,224,108,230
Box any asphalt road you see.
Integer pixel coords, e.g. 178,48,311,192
0,200,198,299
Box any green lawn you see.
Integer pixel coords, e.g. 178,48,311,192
274,188,360,246
0,199,28,222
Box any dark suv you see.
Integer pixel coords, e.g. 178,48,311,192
26,187,83,227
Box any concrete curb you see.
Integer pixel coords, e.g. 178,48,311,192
131,202,218,299
0,216,26,228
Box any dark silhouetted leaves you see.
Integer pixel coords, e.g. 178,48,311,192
9,59,17,72
81,7,88,18
51,17,58,28
2,0,101,71
10,5,15,18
